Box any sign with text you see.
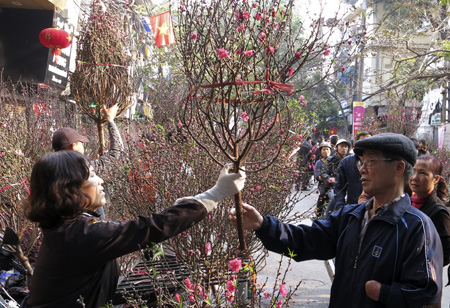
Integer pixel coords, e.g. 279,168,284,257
44,12,72,90
353,101,366,137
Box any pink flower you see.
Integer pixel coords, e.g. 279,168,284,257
255,13,262,20
280,284,288,297
236,48,242,55
15,149,24,156
273,22,279,30
188,250,194,255
175,293,181,303
256,186,261,190
295,51,301,60
229,258,243,272
253,3,257,8
205,242,212,256
184,277,192,289
237,24,245,32
323,49,331,56
264,290,270,299
243,50,255,56
218,48,229,59
342,67,346,71
299,95,305,102
241,111,249,122
191,32,198,40
109,48,113,52
226,291,235,302
279,129,285,134
277,300,283,308
178,122,182,128
287,67,294,77
268,46,275,53
243,11,250,20
226,280,236,293
258,32,266,41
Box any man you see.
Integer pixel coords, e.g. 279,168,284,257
52,104,124,218
52,104,124,173
314,142,332,217
334,131,372,211
418,139,430,156
230,133,443,307
295,136,313,191
320,138,351,215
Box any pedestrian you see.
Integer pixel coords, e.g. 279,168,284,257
52,104,124,218
334,131,372,211
321,138,351,216
314,142,332,217
229,133,443,307
21,151,245,308
329,134,339,152
418,139,430,157
409,154,450,266
295,136,313,191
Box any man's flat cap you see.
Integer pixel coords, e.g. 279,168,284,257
354,133,417,166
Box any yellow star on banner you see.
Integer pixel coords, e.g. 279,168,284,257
158,22,168,35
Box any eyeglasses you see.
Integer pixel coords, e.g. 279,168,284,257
356,158,393,170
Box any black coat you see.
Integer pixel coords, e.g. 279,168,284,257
419,192,450,266
23,199,208,308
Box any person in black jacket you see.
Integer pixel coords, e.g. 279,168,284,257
229,133,443,308
21,151,245,308
334,131,372,211
409,154,450,266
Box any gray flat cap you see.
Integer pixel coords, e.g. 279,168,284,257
354,133,417,166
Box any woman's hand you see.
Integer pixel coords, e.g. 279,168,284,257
229,203,263,231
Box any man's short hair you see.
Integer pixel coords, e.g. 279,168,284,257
356,131,372,141
330,135,339,145
52,128,89,151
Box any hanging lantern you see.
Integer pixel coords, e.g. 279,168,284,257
39,28,72,56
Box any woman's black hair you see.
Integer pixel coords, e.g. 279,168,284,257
24,151,92,229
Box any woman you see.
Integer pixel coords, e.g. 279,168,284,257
409,154,450,266
22,151,245,308
313,142,332,217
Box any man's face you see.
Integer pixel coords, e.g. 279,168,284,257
419,142,427,151
337,144,349,156
72,141,85,155
358,149,397,197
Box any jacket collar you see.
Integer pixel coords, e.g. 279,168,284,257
349,194,411,225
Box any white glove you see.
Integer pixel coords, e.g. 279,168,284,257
195,164,246,212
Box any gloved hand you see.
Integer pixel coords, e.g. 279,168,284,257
195,164,246,212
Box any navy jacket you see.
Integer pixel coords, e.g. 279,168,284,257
255,195,443,308
334,154,363,209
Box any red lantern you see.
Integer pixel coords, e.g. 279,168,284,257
39,28,72,56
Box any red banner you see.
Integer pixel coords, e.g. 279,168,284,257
149,11,175,48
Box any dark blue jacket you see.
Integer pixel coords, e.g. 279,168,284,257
255,195,443,308
334,154,363,209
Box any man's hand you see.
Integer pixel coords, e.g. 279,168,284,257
103,104,119,122
365,280,381,301
328,177,335,184
229,203,263,231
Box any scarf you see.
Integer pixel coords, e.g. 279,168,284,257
411,193,431,209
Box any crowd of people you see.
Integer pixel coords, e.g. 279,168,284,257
14,116,450,308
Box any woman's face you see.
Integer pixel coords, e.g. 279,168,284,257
82,166,106,211
321,147,331,159
409,159,439,198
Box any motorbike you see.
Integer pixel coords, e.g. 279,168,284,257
0,227,30,308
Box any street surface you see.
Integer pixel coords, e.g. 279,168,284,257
256,187,450,308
